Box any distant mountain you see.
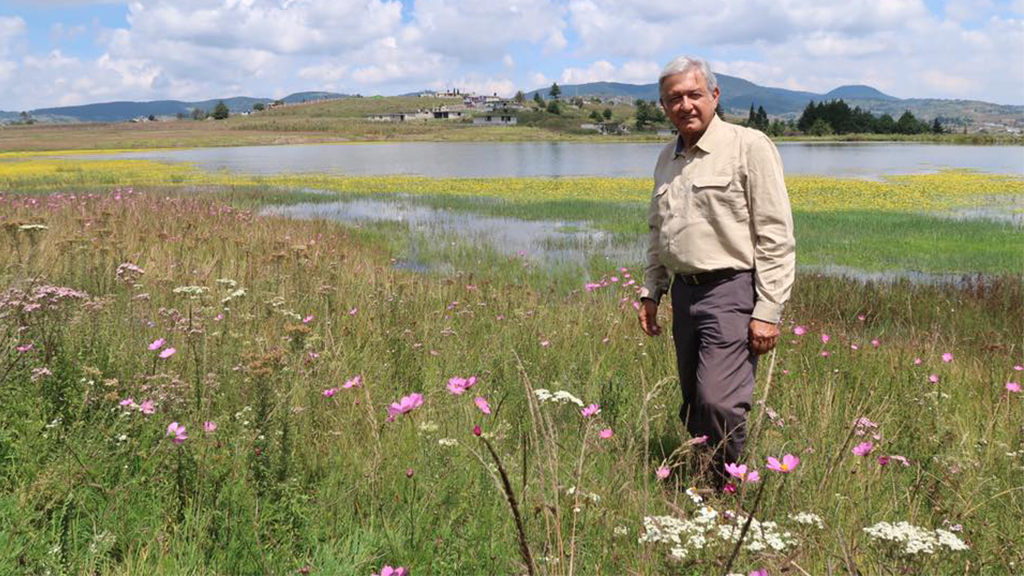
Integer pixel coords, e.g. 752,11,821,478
526,75,884,114
822,85,898,101
525,77,1024,126
2,92,350,123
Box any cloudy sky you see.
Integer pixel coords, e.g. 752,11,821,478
0,0,1022,110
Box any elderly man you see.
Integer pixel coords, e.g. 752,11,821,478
638,56,795,487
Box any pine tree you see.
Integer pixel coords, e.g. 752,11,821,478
549,82,562,100
212,100,230,120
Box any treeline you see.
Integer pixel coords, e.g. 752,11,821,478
795,100,942,135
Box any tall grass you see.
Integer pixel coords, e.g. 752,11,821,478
0,186,1021,574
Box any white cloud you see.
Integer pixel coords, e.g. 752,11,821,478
0,16,27,57
558,59,660,85
410,0,567,61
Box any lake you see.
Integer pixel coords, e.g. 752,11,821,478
112,141,1024,178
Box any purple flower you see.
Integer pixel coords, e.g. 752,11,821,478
148,338,166,351
166,422,188,444
852,441,874,456
387,393,424,421
581,403,600,418
159,347,177,359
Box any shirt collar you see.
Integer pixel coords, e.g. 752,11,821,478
674,114,726,157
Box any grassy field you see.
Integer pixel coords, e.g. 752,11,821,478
2,96,1021,152
0,155,1022,574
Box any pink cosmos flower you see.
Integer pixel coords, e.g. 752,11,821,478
942,352,954,363
928,374,939,383
1007,382,1021,393
323,387,339,398
724,462,748,480
599,428,613,439
159,347,177,359
1015,365,1023,371
446,376,477,395
474,396,491,414
581,403,600,417
372,566,407,576
688,435,709,445
632,301,641,311
119,397,137,408
203,421,217,433
540,340,550,347
750,569,768,576
890,455,910,466
349,307,358,315
302,315,314,324
871,339,880,348
793,326,807,335
16,344,33,353
138,400,156,415
343,375,362,389
746,470,760,483
722,483,736,494
856,314,866,321
852,441,874,456
850,344,859,350
655,466,671,479
821,334,830,344
820,351,830,357
387,393,424,421
148,338,166,351
473,425,482,436
766,454,800,473
914,357,922,365
610,276,619,283
166,422,188,444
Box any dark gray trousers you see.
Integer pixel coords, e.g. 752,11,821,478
671,271,758,484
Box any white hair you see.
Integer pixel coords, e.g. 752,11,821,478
658,56,718,94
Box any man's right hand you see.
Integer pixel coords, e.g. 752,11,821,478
638,298,662,336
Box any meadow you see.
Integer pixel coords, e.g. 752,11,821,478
0,154,1022,575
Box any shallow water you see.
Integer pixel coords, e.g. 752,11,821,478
261,196,646,269
107,141,1024,179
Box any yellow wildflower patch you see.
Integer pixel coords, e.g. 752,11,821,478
0,156,1020,213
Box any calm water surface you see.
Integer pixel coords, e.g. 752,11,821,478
114,141,1023,178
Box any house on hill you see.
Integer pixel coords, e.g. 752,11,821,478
473,112,517,126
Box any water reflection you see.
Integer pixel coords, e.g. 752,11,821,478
104,141,1024,178
261,197,646,269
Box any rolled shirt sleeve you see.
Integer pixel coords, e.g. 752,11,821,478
746,133,796,324
640,206,671,304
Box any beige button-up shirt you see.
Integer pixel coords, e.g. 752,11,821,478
640,114,795,324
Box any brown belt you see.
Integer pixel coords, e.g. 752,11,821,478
674,269,750,286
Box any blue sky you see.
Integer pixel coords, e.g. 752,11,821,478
0,0,1022,110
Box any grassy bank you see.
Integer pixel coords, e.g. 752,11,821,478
0,183,1021,575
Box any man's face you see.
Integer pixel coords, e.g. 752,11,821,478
660,70,720,141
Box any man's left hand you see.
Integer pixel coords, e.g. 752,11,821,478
749,319,780,355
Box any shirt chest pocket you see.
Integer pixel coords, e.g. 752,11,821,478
690,175,746,221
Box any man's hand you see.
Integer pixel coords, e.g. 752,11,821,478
749,319,780,355
639,299,662,336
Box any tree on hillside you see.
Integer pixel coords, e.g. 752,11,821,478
546,100,561,115
602,108,613,121
253,103,265,112
533,92,544,107
212,100,230,120
589,109,602,122
514,90,526,104
896,110,925,134
931,117,944,134
549,82,562,100
192,108,207,120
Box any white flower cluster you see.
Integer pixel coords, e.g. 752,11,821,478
418,421,439,433
789,512,825,529
565,485,601,504
173,285,209,299
863,521,969,555
717,517,794,552
437,438,459,447
639,507,720,559
533,388,584,407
